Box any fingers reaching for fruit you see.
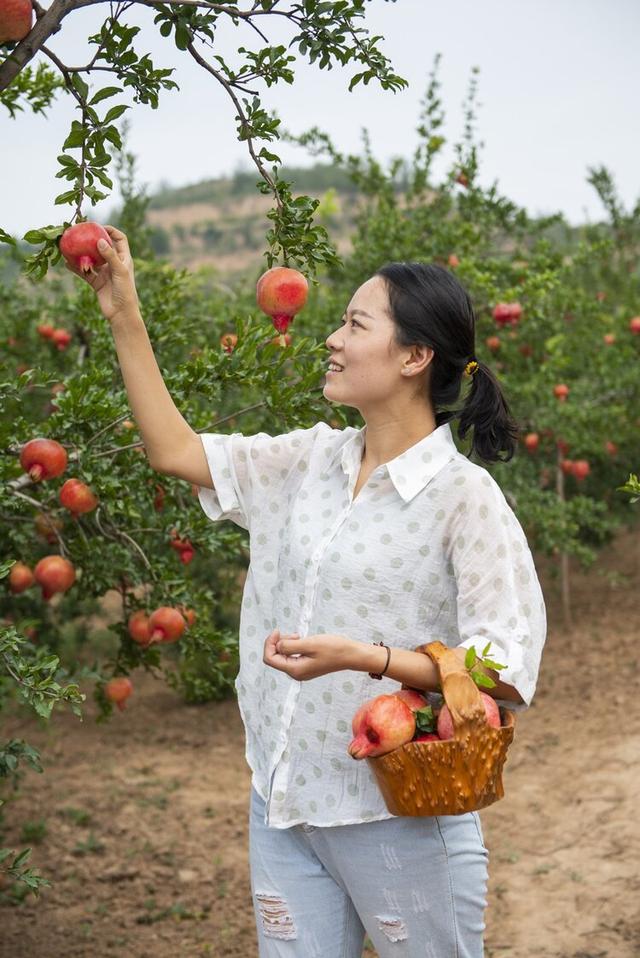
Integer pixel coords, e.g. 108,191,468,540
60,222,141,324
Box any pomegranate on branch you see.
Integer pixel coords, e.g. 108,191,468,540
33,555,76,601
20,438,68,482
8,561,35,594
105,677,133,712
59,222,113,276
256,266,308,333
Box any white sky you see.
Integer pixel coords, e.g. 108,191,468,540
2,0,639,237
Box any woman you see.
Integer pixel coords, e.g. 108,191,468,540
72,227,547,957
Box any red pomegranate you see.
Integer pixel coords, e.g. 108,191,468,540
0,0,33,42
147,607,186,645
20,438,68,482
105,677,133,712
37,324,56,339
176,605,196,628
34,512,64,544
437,691,501,739
256,266,308,333
348,694,416,759
59,222,113,275
393,689,429,712
9,562,35,594
59,478,99,515
51,329,72,350
128,610,151,646
33,555,76,601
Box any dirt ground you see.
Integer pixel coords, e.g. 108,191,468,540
1,524,639,958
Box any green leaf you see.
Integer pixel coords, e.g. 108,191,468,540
71,73,89,101
103,104,130,124
62,127,88,150
54,189,79,206
464,647,477,669
471,671,496,689
88,86,123,106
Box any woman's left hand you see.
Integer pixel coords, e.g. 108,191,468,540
263,629,357,681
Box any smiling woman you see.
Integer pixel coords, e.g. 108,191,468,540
324,262,520,469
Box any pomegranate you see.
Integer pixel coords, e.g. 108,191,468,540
34,511,64,544
256,266,308,333
51,329,72,350
437,691,501,740
220,332,237,353
448,254,460,268
415,733,440,742
524,433,539,453
486,335,501,352
348,694,416,759
153,483,165,511
59,478,99,515
553,384,569,401
176,605,196,628
59,222,113,276
33,555,76,601
556,438,570,455
605,441,618,456
20,438,68,482
170,529,195,563
0,0,33,42
105,676,133,712
147,606,186,645
393,689,429,712
493,302,521,327
269,333,292,348
37,324,55,339
572,460,590,481
561,459,574,476
128,610,151,646
629,316,640,335
9,562,35,594
603,333,616,345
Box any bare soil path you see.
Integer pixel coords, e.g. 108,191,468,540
1,526,639,958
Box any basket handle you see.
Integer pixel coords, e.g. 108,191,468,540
416,640,488,733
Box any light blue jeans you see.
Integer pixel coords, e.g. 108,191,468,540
249,784,489,957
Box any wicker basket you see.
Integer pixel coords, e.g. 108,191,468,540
367,640,516,816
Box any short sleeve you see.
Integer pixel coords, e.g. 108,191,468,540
196,421,333,532
447,472,547,712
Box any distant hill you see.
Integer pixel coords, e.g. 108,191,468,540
124,163,372,279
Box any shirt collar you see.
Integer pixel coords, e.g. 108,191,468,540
332,421,460,504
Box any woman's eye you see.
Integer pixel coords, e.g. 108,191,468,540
340,318,359,327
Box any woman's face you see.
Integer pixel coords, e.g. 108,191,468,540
324,275,430,413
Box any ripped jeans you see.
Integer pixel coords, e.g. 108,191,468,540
249,784,489,958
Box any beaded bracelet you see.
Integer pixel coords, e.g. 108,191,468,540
368,640,391,680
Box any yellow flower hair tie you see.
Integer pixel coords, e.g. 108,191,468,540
464,359,479,377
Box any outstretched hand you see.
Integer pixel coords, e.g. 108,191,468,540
263,629,356,681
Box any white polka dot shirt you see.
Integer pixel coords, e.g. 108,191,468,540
197,420,547,828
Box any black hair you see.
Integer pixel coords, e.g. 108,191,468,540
375,261,520,464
